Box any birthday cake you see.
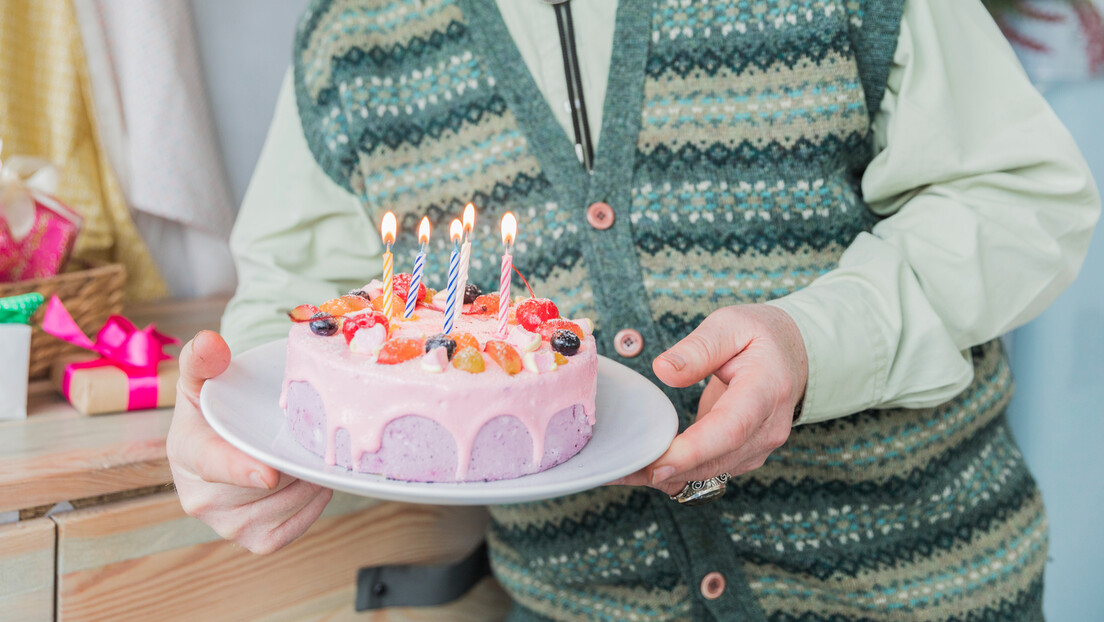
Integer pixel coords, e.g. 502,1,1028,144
279,279,598,483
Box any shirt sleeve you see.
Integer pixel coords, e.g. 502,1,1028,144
220,70,382,354
767,0,1101,424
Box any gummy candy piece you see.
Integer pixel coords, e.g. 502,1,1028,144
377,337,425,365
453,333,480,352
452,346,485,373
554,352,569,366
320,298,353,317
484,341,522,376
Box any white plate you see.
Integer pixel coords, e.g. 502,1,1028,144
199,339,678,505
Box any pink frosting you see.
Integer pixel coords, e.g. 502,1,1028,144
280,307,597,481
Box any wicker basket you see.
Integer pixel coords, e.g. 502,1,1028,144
0,262,126,379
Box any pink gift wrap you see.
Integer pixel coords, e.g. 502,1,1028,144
0,194,81,282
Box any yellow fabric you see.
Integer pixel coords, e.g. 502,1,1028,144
0,0,167,300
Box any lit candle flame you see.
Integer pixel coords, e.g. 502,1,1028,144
462,203,476,235
501,212,517,247
381,212,397,246
418,216,430,245
450,219,463,244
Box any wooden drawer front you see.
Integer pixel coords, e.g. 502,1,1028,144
54,492,510,621
0,518,55,622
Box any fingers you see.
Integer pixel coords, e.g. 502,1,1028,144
222,480,333,554
178,331,231,401
653,309,747,388
696,375,727,421
169,402,279,490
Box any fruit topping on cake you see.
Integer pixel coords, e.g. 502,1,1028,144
453,333,480,352
467,293,499,315
309,313,339,336
536,318,584,341
421,346,451,373
392,273,428,304
550,329,581,356
424,333,457,360
342,311,390,344
484,341,523,376
522,351,558,374
515,298,559,331
377,337,425,365
288,304,321,322
452,347,485,373
463,283,482,304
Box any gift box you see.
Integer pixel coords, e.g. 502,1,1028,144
0,293,45,419
0,139,83,282
42,295,179,415
51,355,179,415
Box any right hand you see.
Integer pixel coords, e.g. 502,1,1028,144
167,330,332,554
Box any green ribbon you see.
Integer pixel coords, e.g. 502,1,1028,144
0,292,44,324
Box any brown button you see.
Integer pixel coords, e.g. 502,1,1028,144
700,571,725,600
586,202,615,230
613,328,643,358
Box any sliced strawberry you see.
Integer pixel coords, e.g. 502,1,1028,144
288,304,321,322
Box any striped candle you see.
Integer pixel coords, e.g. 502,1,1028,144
404,217,430,319
457,203,475,307
496,213,517,338
380,212,397,320
444,219,463,334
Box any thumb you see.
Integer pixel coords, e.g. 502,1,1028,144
653,310,745,388
178,330,231,400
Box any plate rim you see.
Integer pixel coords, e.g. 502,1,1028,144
199,338,678,505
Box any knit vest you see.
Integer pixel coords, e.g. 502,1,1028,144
294,2,1047,620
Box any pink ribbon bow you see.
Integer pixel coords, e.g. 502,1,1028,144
42,295,179,411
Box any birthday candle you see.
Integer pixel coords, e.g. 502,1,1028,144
444,219,463,334
457,203,475,305
380,212,397,319
496,212,516,338
404,217,430,319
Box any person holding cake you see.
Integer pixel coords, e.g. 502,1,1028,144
168,1,1099,619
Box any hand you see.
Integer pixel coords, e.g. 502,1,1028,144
167,330,332,554
609,304,808,495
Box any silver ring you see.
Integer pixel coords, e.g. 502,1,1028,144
670,473,729,506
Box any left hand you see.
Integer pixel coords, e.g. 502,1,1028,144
608,304,809,496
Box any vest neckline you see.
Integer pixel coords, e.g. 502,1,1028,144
457,0,651,208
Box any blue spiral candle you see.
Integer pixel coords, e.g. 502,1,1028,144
404,217,430,319
444,219,463,334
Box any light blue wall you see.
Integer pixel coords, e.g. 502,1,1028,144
191,5,1104,617
1006,78,1104,622
190,0,311,208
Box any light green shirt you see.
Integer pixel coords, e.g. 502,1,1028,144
222,0,1099,424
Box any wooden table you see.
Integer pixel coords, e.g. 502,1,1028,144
0,297,509,621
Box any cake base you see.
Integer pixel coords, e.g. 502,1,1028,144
286,381,593,482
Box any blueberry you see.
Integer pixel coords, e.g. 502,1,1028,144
463,283,482,304
347,289,371,300
309,313,338,336
550,329,581,356
424,333,457,360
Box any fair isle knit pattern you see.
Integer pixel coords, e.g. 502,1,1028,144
293,2,1047,620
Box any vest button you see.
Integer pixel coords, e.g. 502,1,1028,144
586,202,615,230
613,328,643,358
700,571,725,600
